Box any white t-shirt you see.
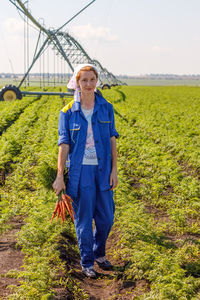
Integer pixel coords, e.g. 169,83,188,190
81,107,98,165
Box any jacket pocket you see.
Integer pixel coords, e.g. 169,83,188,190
98,118,111,139
98,118,111,124
69,124,81,143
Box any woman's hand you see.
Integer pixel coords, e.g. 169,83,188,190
110,168,118,190
53,144,69,196
52,175,66,196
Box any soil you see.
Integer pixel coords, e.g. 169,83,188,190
0,218,149,300
0,169,5,186
0,216,25,300
56,227,150,300
178,159,200,179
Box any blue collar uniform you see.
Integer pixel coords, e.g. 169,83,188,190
58,92,119,268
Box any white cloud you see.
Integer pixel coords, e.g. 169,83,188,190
152,45,162,53
2,18,24,36
1,17,38,39
71,23,118,42
151,45,171,54
193,36,200,42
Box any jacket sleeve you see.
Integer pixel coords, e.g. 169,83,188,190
58,111,70,146
109,104,119,138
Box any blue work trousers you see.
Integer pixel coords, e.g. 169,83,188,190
71,165,115,268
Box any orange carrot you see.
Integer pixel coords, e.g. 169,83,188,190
62,200,66,221
57,204,61,222
63,198,71,216
63,194,75,221
50,201,59,223
50,192,75,224
60,201,64,223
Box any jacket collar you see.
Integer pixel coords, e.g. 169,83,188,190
71,92,107,113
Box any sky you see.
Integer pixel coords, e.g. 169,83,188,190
0,0,200,76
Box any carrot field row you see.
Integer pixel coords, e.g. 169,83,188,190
0,92,85,299
104,86,200,299
1,86,200,299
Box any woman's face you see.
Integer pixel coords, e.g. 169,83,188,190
78,71,97,94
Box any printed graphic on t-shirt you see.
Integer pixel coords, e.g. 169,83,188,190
81,107,98,165
85,122,96,159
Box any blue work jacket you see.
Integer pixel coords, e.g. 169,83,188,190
58,92,119,198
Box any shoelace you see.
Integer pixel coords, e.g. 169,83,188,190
96,257,106,263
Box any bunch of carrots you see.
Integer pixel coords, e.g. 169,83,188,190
51,191,75,223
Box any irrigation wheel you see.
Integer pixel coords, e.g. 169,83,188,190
102,84,111,90
0,85,22,101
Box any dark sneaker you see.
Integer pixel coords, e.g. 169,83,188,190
95,258,113,270
82,267,97,278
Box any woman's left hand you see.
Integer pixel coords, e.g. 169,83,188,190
110,168,118,190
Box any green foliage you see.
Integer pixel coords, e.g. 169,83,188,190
36,161,57,189
103,86,200,299
2,86,200,298
0,92,86,299
0,96,39,134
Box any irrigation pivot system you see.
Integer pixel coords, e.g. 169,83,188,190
0,0,125,101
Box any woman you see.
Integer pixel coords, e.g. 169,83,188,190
53,64,119,278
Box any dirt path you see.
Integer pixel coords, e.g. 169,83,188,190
0,216,25,300
57,228,149,300
0,219,149,300
76,232,148,300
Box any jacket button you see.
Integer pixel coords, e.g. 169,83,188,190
95,140,98,143
98,157,101,160
99,168,102,171
92,122,95,125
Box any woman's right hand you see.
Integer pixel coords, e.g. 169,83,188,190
52,175,66,196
